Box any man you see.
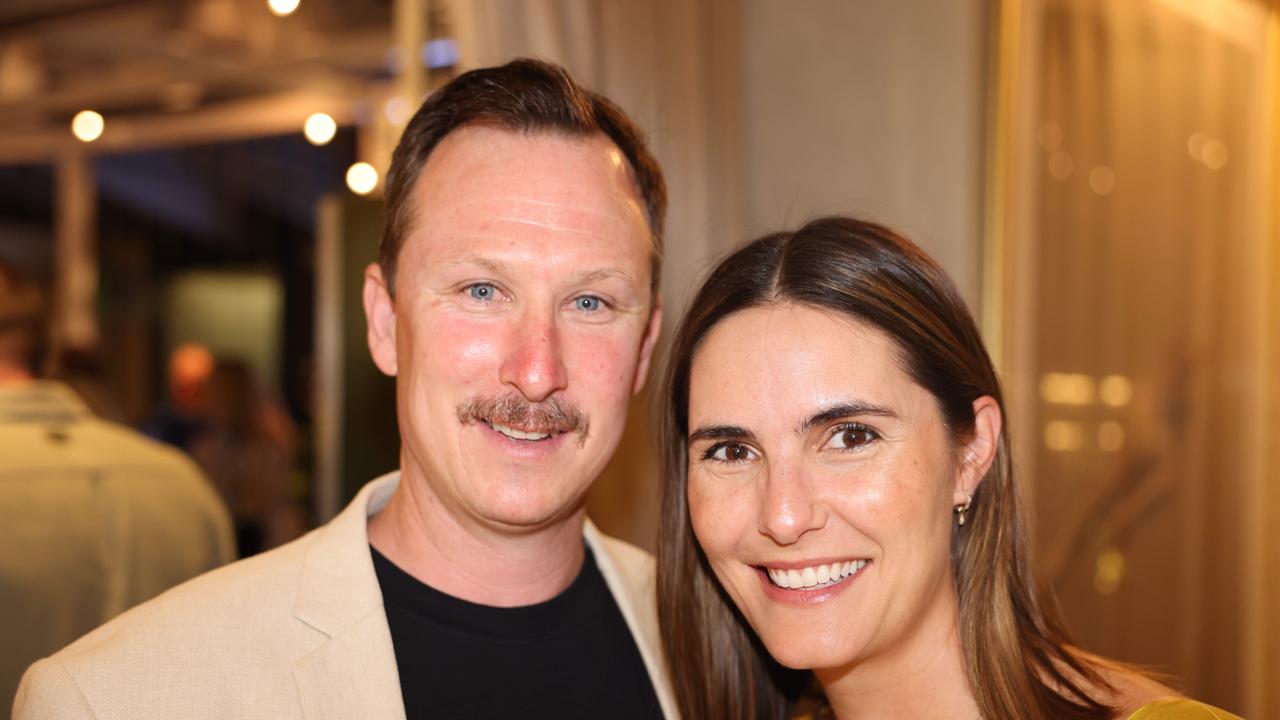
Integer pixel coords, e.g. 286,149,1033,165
0,262,235,709
15,58,675,718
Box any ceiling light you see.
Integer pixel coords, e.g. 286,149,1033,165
346,162,378,195
304,112,336,145
71,110,104,142
267,0,300,17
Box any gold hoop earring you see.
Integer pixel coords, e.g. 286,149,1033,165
954,494,973,527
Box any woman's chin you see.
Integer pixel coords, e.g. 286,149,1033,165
757,634,860,673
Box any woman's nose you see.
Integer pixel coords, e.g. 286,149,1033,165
757,465,828,545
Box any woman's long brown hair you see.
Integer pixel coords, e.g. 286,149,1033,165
656,217,1116,719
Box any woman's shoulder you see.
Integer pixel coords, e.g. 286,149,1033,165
1097,662,1243,720
1125,699,1244,720
1080,657,1240,720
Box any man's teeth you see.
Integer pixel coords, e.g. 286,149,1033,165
489,422,552,441
767,560,868,590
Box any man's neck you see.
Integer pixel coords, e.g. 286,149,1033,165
367,473,587,608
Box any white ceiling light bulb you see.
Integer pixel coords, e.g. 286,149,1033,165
71,110,104,143
267,0,300,17
346,162,378,195
304,112,337,145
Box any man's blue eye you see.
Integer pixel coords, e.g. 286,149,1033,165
576,296,601,311
469,284,496,301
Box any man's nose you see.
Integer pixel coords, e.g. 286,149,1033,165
499,307,569,402
757,464,828,546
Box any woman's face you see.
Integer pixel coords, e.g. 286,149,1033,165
686,304,982,673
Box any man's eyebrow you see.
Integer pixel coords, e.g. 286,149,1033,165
688,424,756,444
439,256,513,275
575,267,638,286
797,402,899,434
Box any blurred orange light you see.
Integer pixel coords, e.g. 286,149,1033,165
1044,420,1084,452
304,113,336,145
1099,375,1133,407
71,110,104,142
1089,166,1115,195
346,162,378,195
268,0,300,16
1097,421,1125,452
384,96,412,126
1049,151,1073,179
1201,140,1228,170
1037,122,1063,151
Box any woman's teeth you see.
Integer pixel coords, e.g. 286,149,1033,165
766,560,868,590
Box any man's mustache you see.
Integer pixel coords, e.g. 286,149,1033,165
456,394,589,443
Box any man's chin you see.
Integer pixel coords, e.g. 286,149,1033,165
465,493,589,534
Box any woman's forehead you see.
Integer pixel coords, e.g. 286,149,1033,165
688,304,932,427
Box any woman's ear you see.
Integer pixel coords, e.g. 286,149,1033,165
953,395,1002,504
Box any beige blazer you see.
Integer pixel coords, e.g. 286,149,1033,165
13,473,679,719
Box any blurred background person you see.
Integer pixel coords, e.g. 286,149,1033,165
190,358,306,556
0,261,235,707
54,348,130,424
143,342,215,454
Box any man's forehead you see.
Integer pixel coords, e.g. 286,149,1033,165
425,130,626,203
403,128,651,249
430,194,642,235
421,126,628,178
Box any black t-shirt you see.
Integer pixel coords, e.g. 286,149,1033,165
371,544,664,719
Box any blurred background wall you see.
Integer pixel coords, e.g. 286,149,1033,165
990,1,1280,714
0,0,1276,715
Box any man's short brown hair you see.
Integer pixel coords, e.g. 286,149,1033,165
379,58,667,297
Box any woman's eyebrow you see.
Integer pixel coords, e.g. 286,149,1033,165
687,424,756,444
797,402,899,434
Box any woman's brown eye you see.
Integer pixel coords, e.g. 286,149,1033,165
838,425,876,448
704,442,754,462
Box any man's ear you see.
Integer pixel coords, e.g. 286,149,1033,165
363,263,398,377
953,395,1002,504
631,299,663,395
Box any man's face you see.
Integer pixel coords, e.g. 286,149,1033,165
364,126,661,536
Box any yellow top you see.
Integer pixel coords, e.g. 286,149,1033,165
792,697,1243,719
1127,699,1244,719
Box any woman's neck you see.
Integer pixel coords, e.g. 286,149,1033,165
817,586,980,720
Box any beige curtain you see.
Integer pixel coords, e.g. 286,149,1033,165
994,0,1280,715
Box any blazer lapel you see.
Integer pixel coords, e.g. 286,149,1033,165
291,474,406,720
586,521,680,719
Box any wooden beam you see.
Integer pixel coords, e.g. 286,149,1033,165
0,88,361,163
0,29,389,121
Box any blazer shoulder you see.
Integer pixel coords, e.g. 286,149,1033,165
13,656,97,720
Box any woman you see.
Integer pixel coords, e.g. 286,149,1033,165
656,217,1241,719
